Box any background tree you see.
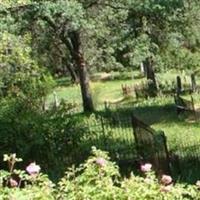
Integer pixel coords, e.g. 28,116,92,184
1,0,200,109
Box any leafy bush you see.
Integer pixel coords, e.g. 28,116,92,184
0,99,88,181
57,147,200,200
1,149,200,199
0,32,89,180
0,32,55,109
0,154,55,199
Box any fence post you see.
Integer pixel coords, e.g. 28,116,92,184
191,73,196,92
176,76,182,95
140,62,146,76
159,132,171,176
100,115,107,149
53,91,59,109
104,101,108,110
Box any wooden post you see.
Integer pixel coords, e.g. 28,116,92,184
104,101,109,111
191,73,196,92
42,97,47,111
140,62,146,76
53,91,59,108
176,76,182,95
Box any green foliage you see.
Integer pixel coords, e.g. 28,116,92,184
1,149,200,199
0,98,88,180
0,32,55,109
2,0,200,75
0,153,55,199
55,147,200,199
0,29,82,182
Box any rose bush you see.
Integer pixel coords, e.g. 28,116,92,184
1,148,200,199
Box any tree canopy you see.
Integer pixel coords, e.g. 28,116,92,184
1,0,200,111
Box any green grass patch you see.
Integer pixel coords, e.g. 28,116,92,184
47,70,200,182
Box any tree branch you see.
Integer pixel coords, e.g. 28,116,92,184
0,3,36,14
84,1,127,10
39,15,57,30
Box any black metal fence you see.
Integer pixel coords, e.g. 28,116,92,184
80,113,136,162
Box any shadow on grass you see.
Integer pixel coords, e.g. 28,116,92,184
95,103,180,127
71,134,139,178
77,132,200,183
170,144,200,184
33,101,200,183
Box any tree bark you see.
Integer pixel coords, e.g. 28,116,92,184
70,31,94,112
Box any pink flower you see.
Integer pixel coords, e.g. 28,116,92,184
160,185,172,193
96,157,106,167
161,175,172,185
10,178,18,187
26,162,41,175
140,163,152,173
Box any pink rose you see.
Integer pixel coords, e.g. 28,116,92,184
96,157,106,167
26,162,41,175
10,178,18,187
161,175,172,185
160,185,172,193
140,163,152,173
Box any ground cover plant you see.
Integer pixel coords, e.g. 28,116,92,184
1,148,200,200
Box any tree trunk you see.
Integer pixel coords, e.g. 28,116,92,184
70,31,94,112
144,57,157,97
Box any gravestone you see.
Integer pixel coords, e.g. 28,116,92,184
144,57,157,97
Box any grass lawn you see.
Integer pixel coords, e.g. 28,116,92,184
48,70,200,150
48,70,200,182
48,69,196,107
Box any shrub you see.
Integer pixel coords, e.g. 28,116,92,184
57,147,200,200
0,154,55,199
0,100,88,181
1,149,200,199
